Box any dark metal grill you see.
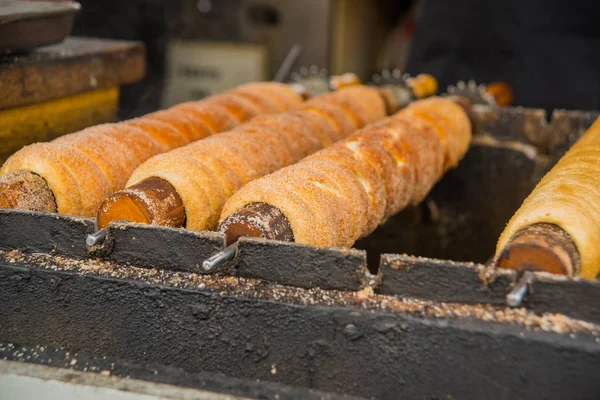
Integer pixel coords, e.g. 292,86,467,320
2,104,600,399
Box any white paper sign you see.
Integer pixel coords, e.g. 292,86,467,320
162,40,268,107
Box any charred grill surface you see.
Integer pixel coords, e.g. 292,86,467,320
1,250,600,400
1,104,600,399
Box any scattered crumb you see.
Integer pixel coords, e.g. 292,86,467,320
355,286,374,300
1,249,599,336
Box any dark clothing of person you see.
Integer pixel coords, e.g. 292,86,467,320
406,0,600,111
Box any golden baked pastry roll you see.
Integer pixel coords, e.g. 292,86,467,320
496,117,600,278
226,89,281,114
1,81,302,216
52,124,160,193
246,114,321,161
220,96,471,248
300,86,381,131
290,108,340,148
124,118,189,151
127,153,226,230
284,160,370,245
375,116,444,205
335,85,390,124
25,124,165,215
205,93,262,122
308,145,387,236
308,95,369,129
228,124,295,172
176,145,243,198
402,97,471,171
296,103,355,142
144,109,212,143
234,82,303,110
146,81,302,142
344,130,407,219
106,85,387,230
170,103,239,133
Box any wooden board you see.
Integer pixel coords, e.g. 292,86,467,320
0,37,145,109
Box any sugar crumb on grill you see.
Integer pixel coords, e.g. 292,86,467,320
1,249,598,337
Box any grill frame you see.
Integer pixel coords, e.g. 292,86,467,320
1,104,600,398
1,257,599,399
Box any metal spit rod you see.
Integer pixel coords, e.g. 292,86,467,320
202,242,238,272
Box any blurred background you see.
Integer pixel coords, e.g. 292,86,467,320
10,0,600,117
65,0,415,118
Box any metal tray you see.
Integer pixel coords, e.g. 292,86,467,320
0,1,80,54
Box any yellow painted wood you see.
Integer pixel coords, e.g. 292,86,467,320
0,87,118,163
0,37,144,109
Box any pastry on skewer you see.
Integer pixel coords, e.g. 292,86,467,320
0,82,302,216
96,86,388,231
494,117,600,279
219,97,471,248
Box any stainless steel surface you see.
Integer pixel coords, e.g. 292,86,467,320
86,228,108,247
203,243,238,272
273,43,302,82
0,360,248,400
506,272,535,307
